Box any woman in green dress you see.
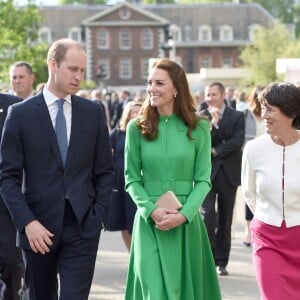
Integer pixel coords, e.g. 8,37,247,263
124,58,221,300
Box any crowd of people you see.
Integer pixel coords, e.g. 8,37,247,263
1,38,300,300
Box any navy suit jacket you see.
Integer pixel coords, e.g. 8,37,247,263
0,92,114,250
201,105,245,186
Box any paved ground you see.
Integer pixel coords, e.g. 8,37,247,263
89,187,260,299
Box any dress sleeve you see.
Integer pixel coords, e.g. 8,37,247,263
180,120,212,223
241,143,256,213
124,119,157,221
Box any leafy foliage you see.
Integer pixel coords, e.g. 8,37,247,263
59,0,106,4
240,23,300,86
0,0,48,91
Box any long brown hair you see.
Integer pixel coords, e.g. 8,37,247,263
137,59,202,140
247,85,264,117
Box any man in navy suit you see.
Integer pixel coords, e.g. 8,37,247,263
0,39,114,300
200,82,244,276
0,93,22,300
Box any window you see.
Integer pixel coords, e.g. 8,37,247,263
38,27,52,44
198,25,212,41
169,24,181,42
68,27,82,42
183,25,192,42
119,29,131,50
141,58,150,79
141,29,153,49
98,59,110,79
222,56,232,68
119,7,131,20
201,56,211,68
120,58,132,79
97,29,109,49
219,25,233,41
248,24,262,42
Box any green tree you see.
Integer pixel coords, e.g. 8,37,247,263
59,0,106,4
240,23,300,86
0,0,48,90
142,0,174,4
175,0,300,36
245,0,300,37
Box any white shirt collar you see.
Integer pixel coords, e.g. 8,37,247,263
43,85,72,106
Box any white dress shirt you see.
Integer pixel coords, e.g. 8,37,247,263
242,134,300,227
43,86,72,143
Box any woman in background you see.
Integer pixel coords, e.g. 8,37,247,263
242,82,300,299
107,100,143,251
124,58,221,299
242,85,265,247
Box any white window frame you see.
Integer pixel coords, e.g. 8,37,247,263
68,27,82,42
38,27,52,44
200,56,212,68
222,56,233,68
97,29,109,50
119,29,131,50
183,25,192,41
169,24,181,42
120,58,132,79
219,25,233,41
141,28,153,50
198,25,212,41
248,24,262,42
141,58,150,79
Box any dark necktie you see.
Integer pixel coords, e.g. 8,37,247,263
55,99,68,165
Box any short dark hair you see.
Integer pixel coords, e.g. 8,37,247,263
258,82,300,129
10,61,33,75
208,82,225,94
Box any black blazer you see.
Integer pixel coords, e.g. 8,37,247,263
202,106,245,186
0,93,21,136
0,92,114,250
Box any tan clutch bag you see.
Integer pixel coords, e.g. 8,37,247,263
156,191,182,210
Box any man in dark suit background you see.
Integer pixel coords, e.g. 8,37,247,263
110,90,132,129
9,61,35,100
225,86,237,109
0,39,114,300
0,93,22,300
200,82,244,276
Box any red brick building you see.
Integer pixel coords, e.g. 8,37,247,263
40,2,274,89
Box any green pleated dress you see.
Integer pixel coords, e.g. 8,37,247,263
124,114,221,300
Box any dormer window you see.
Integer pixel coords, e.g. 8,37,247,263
248,23,262,41
183,25,192,41
68,27,82,43
199,25,212,41
219,25,233,41
38,27,52,44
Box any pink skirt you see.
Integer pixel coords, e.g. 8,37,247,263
251,218,300,300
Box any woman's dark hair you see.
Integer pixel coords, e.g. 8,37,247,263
137,58,204,140
258,82,300,129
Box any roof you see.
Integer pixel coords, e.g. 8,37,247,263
40,2,274,41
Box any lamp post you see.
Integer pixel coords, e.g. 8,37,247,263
96,64,106,89
161,36,176,60
167,36,176,61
